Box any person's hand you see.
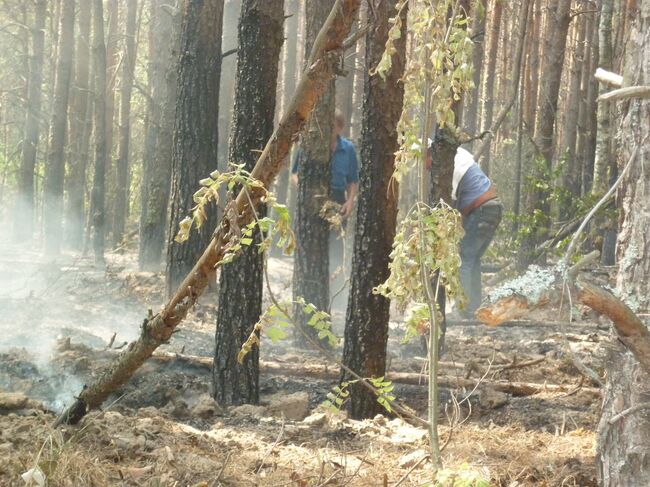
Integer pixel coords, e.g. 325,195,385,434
340,200,354,218
291,173,299,186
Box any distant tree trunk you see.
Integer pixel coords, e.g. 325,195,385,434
14,0,47,242
463,0,486,141
273,0,299,209
341,0,407,420
517,0,572,270
523,0,540,129
292,0,335,345
594,0,618,265
65,0,92,250
112,0,139,247
104,0,119,238
165,0,224,295
349,0,367,144
89,0,108,264
597,4,650,483
43,0,75,255
593,0,614,194
477,0,502,174
213,0,284,406
217,0,241,166
139,1,180,271
560,14,587,219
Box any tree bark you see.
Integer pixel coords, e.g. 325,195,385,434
138,0,180,271
55,0,363,426
341,0,407,420
165,0,224,296
89,0,108,264
65,0,92,250
43,0,75,255
14,0,47,242
112,0,139,247
213,0,284,406
292,0,336,346
349,0,368,144
517,0,572,270
596,3,649,479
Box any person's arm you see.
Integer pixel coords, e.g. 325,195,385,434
340,144,359,217
341,182,358,217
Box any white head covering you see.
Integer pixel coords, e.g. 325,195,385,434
452,147,476,201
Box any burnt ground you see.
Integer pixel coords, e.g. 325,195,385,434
0,240,611,486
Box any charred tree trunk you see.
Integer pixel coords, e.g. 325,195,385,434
112,0,139,247
341,0,407,420
292,0,336,346
43,0,75,255
138,1,180,271
89,0,108,264
517,0,572,270
165,0,224,295
213,0,284,406
65,0,92,250
55,0,363,427
14,0,46,242
597,4,650,483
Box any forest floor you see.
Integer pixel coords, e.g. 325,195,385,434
0,240,611,486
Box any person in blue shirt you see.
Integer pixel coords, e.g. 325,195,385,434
291,109,359,219
426,143,502,317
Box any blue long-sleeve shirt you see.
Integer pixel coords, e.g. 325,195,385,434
291,135,359,192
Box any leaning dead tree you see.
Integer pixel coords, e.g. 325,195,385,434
54,0,362,426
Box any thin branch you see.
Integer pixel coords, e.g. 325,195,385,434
598,85,650,102
608,403,650,425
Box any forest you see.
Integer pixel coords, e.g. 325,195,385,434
0,0,649,485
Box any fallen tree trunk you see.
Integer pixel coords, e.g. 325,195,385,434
145,352,593,397
54,0,362,426
476,252,650,375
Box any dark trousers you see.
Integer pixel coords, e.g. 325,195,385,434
459,199,502,315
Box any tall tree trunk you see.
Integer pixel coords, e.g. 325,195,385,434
112,0,139,247
517,0,572,270
103,0,119,239
341,0,407,420
593,0,614,194
477,0,502,174
138,1,180,271
217,0,241,167
559,13,587,219
523,0,540,129
463,0,486,141
43,0,75,255
273,0,300,209
292,0,336,345
65,0,92,250
213,0,284,406
165,0,224,295
89,0,108,264
597,3,650,483
349,0,368,143
14,0,47,242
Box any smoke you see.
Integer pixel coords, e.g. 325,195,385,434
0,238,144,411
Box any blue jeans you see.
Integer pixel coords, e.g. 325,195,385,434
459,199,502,315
